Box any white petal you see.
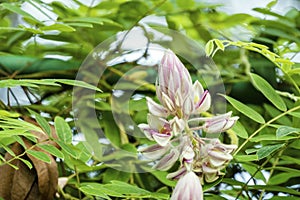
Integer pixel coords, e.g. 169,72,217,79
146,97,168,117
202,163,218,173
222,116,239,131
162,92,175,112
193,80,204,96
147,114,164,130
152,133,172,146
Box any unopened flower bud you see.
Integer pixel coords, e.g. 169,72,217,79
157,49,194,118
193,80,211,114
203,112,239,133
170,171,203,200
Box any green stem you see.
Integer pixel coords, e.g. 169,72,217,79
258,148,284,200
234,105,300,156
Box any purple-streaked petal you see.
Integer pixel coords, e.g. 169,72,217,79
146,97,169,117
193,81,211,114
222,116,239,131
203,112,237,133
139,144,170,160
138,124,154,141
167,167,187,180
155,148,179,170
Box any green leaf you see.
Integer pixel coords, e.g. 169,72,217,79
269,172,300,185
54,116,72,144
52,79,102,92
101,112,121,147
18,157,33,169
267,0,278,9
65,22,93,28
0,143,16,156
56,141,77,158
250,73,286,111
231,121,248,139
280,155,300,165
74,142,93,162
249,185,300,196
79,183,112,199
63,17,122,28
40,24,76,32
28,109,51,136
288,112,300,118
250,134,297,142
257,144,284,160
37,144,64,159
102,168,131,184
234,154,258,162
205,40,214,57
264,104,292,126
0,129,36,139
1,3,41,24
221,95,265,123
102,181,169,199
27,150,51,163
276,126,300,138
214,39,225,51
0,79,59,88
242,163,266,182
271,197,300,200
0,110,20,118
149,170,176,187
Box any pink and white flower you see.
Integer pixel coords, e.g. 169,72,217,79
156,49,194,119
138,49,238,200
138,114,172,146
170,171,203,200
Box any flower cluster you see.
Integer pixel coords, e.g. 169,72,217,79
138,50,238,200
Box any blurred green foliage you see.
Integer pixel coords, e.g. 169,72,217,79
0,0,300,199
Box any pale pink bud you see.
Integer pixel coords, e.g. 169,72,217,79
170,171,203,200
157,49,194,118
203,112,239,133
207,139,236,167
146,97,169,117
193,139,236,183
193,80,211,114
